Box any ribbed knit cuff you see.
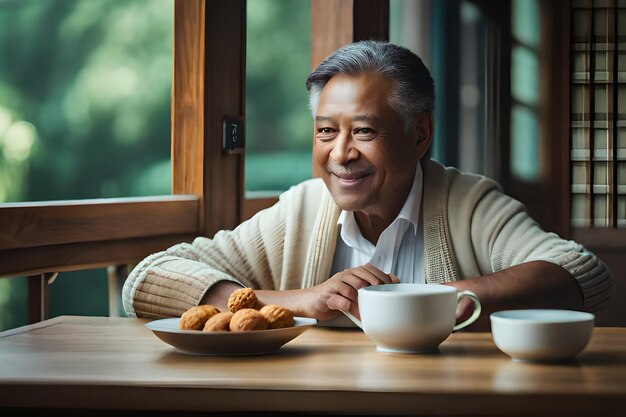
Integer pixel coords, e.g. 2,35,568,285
557,251,612,313
538,250,613,313
123,254,242,319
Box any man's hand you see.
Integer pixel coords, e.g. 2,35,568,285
301,263,399,321
455,296,477,325
203,264,399,321
444,261,584,332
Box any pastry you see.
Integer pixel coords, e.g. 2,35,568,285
260,304,294,329
203,312,234,332
227,288,263,312
179,304,220,330
229,308,269,331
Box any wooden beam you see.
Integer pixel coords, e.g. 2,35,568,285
203,0,246,237
27,273,52,324
0,196,199,250
107,265,128,317
540,0,571,238
0,233,195,278
311,0,389,70
311,0,353,69
172,0,206,231
571,228,626,251
241,196,278,223
353,0,389,42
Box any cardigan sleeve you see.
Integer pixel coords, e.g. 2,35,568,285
122,178,330,319
122,198,287,319
470,188,613,314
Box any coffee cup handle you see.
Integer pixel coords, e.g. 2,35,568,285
452,290,481,332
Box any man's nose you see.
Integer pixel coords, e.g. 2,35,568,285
329,133,358,164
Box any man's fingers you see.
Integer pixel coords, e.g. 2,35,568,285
326,294,351,313
334,278,359,302
354,263,394,286
389,274,401,283
348,303,361,321
455,297,475,323
327,294,361,321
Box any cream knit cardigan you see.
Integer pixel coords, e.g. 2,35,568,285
123,159,612,318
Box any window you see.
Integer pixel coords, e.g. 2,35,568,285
245,0,312,196
0,0,199,331
0,0,173,202
510,0,540,182
570,0,626,228
390,0,489,175
0,0,394,331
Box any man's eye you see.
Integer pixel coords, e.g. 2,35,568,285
354,127,376,138
316,127,336,141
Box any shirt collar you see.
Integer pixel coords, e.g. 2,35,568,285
337,161,423,237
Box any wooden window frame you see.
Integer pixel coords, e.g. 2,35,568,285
478,0,626,250
0,0,246,323
0,0,388,320
468,0,572,239
0,0,244,280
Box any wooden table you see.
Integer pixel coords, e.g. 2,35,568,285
0,316,625,416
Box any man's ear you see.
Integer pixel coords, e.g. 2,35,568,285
414,112,433,158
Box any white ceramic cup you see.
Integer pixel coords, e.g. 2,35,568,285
345,283,481,353
490,309,595,362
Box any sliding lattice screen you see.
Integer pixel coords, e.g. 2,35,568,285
571,0,626,228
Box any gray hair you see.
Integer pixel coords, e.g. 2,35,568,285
306,40,435,131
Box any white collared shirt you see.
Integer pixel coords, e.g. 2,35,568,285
330,162,425,283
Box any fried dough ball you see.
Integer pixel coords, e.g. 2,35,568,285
179,304,220,330
229,308,269,331
227,288,263,312
260,304,294,329
203,312,234,332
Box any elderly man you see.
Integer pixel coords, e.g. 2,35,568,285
123,41,611,329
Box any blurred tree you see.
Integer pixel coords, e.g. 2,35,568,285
0,0,173,331
0,0,173,203
0,0,314,331
245,0,312,192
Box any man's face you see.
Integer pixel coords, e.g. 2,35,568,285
313,72,428,217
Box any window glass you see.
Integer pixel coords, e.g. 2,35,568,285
245,0,312,195
511,46,538,106
510,104,539,181
512,0,539,47
0,0,172,331
0,0,173,203
390,0,487,174
390,0,440,162
0,277,27,332
510,0,540,182
457,1,487,175
0,269,111,333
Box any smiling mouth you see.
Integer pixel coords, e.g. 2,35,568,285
327,161,375,187
331,172,373,187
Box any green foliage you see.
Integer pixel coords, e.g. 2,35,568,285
245,0,312,191
0,0,173,202
0,0,315,331
0,0,173,331
0,278,27,332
